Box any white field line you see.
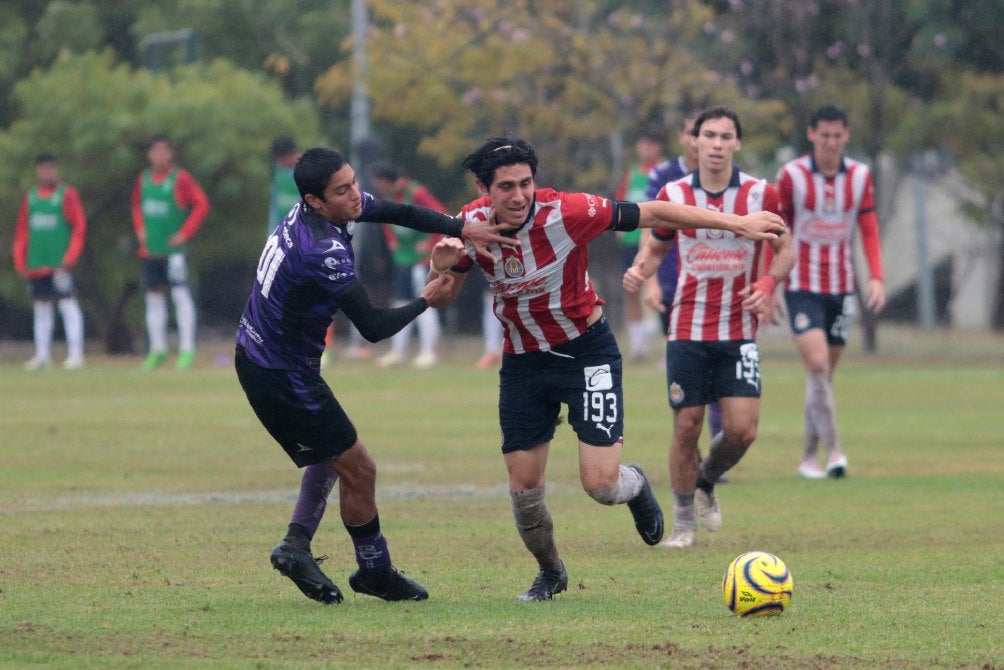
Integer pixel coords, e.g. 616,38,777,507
1,483,513,514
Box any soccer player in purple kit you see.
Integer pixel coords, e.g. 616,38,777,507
234,147,514,604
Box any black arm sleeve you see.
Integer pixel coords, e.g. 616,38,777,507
611,201,640,232
360,199,464,237
339,282,428,343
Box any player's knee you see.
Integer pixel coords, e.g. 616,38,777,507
724,425,757,450
585,481,619,506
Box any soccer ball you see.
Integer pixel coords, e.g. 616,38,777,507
722,551,793,617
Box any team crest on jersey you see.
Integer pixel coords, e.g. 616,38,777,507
794,312,810,332
669,382,685,405
823,182,837,213
504,255,524,277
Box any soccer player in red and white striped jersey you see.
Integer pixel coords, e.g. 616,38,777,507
426,135,786,599
624,107,795,548
774,106,885,480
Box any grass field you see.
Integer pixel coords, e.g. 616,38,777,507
1,328,1002,669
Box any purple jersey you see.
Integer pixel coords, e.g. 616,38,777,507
237,195,377,371
646,156,691,303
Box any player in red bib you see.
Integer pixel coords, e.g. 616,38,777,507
625,106,795,548
774,106,885,480
425,135,786,601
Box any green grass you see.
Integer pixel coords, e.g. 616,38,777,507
1,333,1002,669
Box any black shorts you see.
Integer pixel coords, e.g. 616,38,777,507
498,317,623,453
142,254,189,290
29,271,75,300
235,346,358,467
665,340,761,409
784,290,855,346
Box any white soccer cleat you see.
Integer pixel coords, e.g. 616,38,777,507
376,351,405,368
661,526,696,548
23,357,50,371
411,352,438,369
695,489,722,532
63,356,85,370
797,461,827,480
826,453,848,479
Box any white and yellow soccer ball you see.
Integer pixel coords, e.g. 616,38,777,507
722,551,793,617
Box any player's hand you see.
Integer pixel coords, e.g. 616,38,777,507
739,276,777,317
169,232,186,248
422,271,456,309
429,237,466,274
735,212,788,241
622,261,647,293
461,213,518,263
643,276,665,313
866,278,886,314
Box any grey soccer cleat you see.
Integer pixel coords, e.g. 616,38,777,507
626,464,665,545
519,562,569,602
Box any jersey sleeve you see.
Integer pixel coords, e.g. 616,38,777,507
774,167,795,227
173,170,210,242
561,191,617,245
13,195,29,274
61,186,88,267
857,174,883,281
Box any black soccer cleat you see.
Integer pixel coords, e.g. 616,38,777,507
348,567,429,601
519,562,569,602
270,541,343,604
626,463,665,545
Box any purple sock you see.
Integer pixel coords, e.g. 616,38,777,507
345,516,392,572
707,401,723,437
290,463,338,540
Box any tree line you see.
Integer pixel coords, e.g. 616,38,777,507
1,0,1001,351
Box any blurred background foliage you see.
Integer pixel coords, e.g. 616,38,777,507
0,0,1001,349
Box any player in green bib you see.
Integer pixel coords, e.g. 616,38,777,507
131,135,210,370
13,153,88,370
268,136,301,237
370,162,448,369
614,125,665,362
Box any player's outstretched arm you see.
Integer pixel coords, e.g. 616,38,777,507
637,200,786,241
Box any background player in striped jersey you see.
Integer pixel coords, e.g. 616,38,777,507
13,153,87,370
643,112,727,468
425,135,786,600
774,106,885,480
235,147,517,605
624,106,795,548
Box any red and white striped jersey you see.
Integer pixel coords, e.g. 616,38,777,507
775,154,880,294
654,168,779,342
455,188,615,354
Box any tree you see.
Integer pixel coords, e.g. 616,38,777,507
0,50,320,351
315,0,787,198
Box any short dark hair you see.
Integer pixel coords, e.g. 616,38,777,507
147,133,171,149
810,105,849,128
462,136,538,188
691,106,743,140
638,123,665,144
369,161,402,183
35,152,58,165
270,136,296,158
294,147,348,200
